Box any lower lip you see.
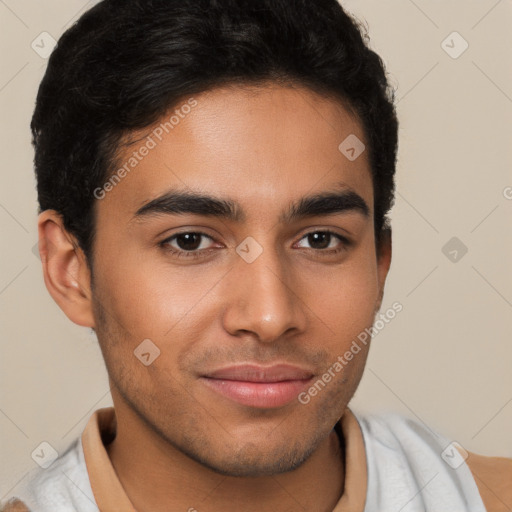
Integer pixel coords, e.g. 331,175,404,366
200,377,313,408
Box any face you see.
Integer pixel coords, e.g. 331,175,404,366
86,83,390,477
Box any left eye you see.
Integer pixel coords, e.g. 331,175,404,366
162,232,215,253
295,231,347,250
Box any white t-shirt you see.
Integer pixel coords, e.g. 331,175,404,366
4,437,98,512
357,413,487,511
2,407,506,512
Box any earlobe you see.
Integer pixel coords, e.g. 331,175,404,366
37,210,96,328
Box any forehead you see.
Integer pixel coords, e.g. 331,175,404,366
99,83,373,219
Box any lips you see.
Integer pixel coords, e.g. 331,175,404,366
200,364,314,408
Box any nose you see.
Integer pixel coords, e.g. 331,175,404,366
222,243,307,343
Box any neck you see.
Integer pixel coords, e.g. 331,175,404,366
106,402,345,512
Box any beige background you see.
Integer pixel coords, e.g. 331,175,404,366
1,0,511,497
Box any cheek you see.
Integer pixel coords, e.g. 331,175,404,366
324,271,378,332
95,246,224,342
299,251,380,345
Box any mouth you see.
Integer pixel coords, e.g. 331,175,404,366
199,364,315,409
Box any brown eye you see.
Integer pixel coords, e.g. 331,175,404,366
306,232,332,249
173,233,204,251
160,231,217,259
296,231,349,251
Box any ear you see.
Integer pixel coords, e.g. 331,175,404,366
375,228,392,312
37,210,95,328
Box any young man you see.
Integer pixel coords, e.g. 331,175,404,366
3,0,511,510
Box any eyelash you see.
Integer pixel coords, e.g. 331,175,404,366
159,230,351,260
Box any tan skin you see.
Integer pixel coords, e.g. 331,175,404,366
37,83,391,512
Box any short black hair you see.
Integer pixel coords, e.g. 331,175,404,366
32,0,399,270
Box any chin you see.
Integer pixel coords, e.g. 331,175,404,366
178,433,320,477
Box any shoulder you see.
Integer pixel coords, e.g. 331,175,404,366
1,499,31,512
1,437,97,512
352,409,511,511
464,450,512,512
359,412,512,510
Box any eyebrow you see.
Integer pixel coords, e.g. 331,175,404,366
132,185,370,224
